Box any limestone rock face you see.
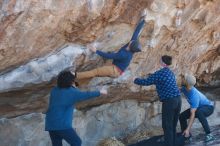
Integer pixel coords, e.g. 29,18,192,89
0,0,150,72
0,113,50,146
0,99,220,146
0,0,220,117
98,137,125,146
0,0,220,146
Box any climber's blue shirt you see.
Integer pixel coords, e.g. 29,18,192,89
45,86,100,131
134,67,180,101
181,86,214,109
96,45,133,72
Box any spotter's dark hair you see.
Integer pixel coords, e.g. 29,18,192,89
161,55,172,66
57,70,75,88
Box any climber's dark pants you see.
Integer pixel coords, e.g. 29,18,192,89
179,105,214,134
119,18,146,50
131,18,145,41
162,97,181,146
49,128,81,146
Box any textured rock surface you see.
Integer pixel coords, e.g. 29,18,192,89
98,137,125,146
184,125,220,146
0,0,220,146
0,0,220,118
0,99,219,146
131,125,220,146
0,0,220,117
0,0,150,72
0,113,50,146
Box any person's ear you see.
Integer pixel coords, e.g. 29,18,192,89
180,75,185,85
182,77,185,84
75,81,79,87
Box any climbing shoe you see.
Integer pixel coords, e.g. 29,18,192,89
141,9,147,19
205,133,215,143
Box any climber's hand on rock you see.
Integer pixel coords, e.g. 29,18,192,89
132,77,139,83
100,87,107,95
183,129,190,137
132,77,137,82
87,44,97,53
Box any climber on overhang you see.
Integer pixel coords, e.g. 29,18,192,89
74,9,148,86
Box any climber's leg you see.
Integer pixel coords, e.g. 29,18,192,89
76,65,121,85
130,14,146,41
77,65,120,79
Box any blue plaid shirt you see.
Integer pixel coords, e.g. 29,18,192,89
134,67,180,101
